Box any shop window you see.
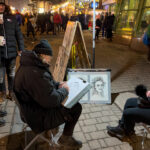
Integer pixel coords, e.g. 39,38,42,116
145,0,150,6
122,0,139,10
117,10,137,33
138,8,150,35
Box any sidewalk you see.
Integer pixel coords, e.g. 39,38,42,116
0,31,150,150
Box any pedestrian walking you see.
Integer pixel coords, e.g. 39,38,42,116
27,15,36,40
0,2,24,101
102,12,108,38
53,12,62,35
95,15,102,40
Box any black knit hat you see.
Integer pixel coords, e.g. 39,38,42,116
33,40,53,56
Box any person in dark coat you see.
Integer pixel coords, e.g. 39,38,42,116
0,2,24,101
13,40,82,149
95,15,102,40
27,15,35,40
106,13,115,41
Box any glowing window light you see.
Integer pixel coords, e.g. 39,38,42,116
39,8,44,13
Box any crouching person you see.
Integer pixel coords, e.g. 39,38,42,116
13,40,82,149
107,94,150,139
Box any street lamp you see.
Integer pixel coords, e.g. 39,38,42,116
92,0,96,68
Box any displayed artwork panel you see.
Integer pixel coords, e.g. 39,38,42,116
68,69,111,104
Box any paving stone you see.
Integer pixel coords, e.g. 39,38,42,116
96,118,103,123
96,123,108,131
11,124,23,134
0,123,11,134
101,147,115,150
82,125,97,133
13,112,23,124
101,116,111,123
108,121,118,127
79,120,84,127
99,139,107,148
89,106,102,112
74,132,86,143
119,143,133,150
81,143,91,150
0,133,9,139
82,108,91,114
101,111,112,116
6,101,16,107
90,131,106,140
5,107,15,114
84,118,97,125
102,105,111,111
84,114,90,119
104,137,122,147
4,114,13,123
79,114,85,120
89,112,102,118
74,124,81,132
89,140,101,149
109,115,119,121
84,133,92,141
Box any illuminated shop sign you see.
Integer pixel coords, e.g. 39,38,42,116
102,0,116,5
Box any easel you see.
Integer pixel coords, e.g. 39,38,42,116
53,21,91,82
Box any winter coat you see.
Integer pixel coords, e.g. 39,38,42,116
0,14,24,60
16,13,22,26
13,51,69,133
53,14,62,24
96,19,102,28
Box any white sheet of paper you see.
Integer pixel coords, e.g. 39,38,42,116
64,77,91,108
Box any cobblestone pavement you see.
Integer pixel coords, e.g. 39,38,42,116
0,30,150,150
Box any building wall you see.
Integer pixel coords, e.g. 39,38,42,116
5,0,29,12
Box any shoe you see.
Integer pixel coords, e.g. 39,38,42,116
58,135,82,148
0,92,5,103
107,125,126,140
0,119,5,127
6,92,15,101
0,110,7,117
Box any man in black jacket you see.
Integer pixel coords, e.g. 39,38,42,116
13,40,82,149
0,2,24,102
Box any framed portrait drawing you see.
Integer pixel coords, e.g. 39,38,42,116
67,69,111,104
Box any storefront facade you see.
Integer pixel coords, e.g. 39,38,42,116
116,0,150,37
102,0,117,14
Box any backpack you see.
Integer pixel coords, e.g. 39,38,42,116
143,32,150,45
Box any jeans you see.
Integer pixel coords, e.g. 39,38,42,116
0,58,16,92
120,98,150,133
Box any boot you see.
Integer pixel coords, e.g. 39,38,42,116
107,124,135,140
6,91,15,101
107,125,125,140
0,92,5,104
58,135,82,148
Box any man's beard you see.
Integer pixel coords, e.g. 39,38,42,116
41,58,50,66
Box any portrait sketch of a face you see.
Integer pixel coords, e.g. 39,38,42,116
68,74,88,101
90,75,109,101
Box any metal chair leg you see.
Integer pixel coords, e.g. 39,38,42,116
24,134,41,150
141,129,147,149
